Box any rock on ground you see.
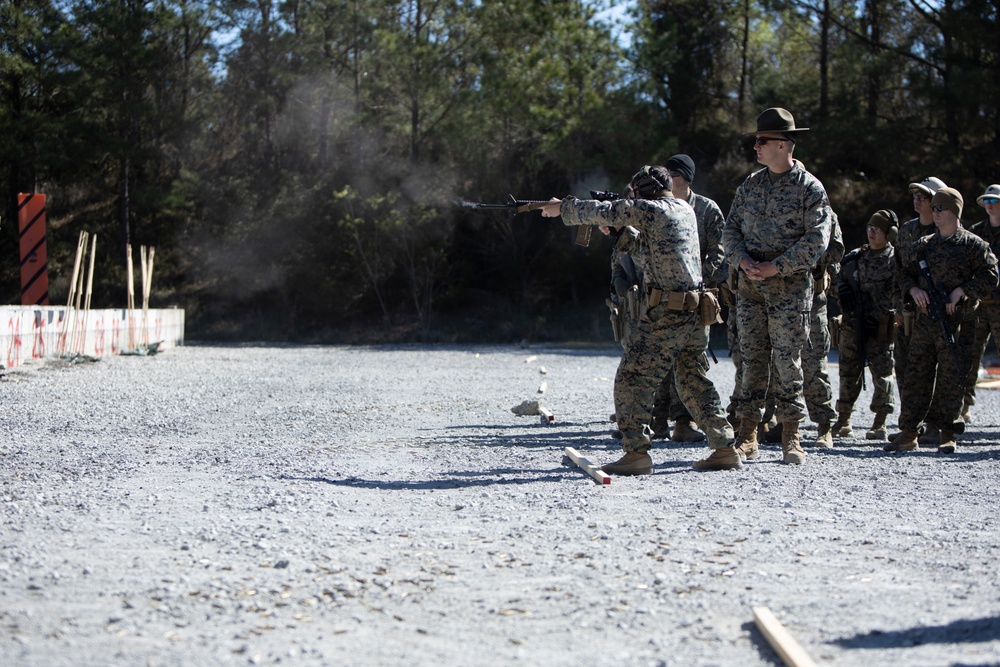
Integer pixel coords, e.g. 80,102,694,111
2,344,1000,666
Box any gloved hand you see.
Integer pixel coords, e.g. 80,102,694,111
837,283,856,311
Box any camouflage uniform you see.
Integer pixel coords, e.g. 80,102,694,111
963,219,1000,408
651,191,726,434
723,162,834,424
836,243,898,417
561,195,734,453
609,226,644,350
801,217,844,425
898,229,998,433
893,217,936,389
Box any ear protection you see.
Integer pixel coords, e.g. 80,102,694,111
631,165,667,198
883,209,898,243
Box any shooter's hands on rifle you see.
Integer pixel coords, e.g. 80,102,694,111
909,286,930,312
599,226,612,236
946,287,965,315
538,198,562,218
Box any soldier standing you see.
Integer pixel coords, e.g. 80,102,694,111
722,108,834,465
540,165,739,473
887,188,998,454
961,184,1000,422
832,210,899,440
648,154,726,443
893,176,947,442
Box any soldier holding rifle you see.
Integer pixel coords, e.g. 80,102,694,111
887,187,998,454
539,166,740,474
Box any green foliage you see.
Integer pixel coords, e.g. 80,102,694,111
1,0,999,340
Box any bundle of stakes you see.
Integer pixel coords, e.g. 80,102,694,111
57,231,97,358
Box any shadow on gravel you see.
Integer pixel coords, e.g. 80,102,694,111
832,616,1000,651
741,621,784,666
283,470,570,490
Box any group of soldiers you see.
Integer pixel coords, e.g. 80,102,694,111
539,107,1000,475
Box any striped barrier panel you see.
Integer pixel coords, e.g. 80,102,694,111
17,193,50,306
0,306,185,369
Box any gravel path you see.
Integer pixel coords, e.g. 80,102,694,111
2,343,1000,666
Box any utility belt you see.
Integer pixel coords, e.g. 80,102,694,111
748,250,783,262
647,286,723,325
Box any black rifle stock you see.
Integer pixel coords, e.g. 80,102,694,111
843,257,868,390
917,254,963,383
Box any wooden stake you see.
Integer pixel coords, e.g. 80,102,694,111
564,447,611,485
752,606,818,667
79,234,97,355
126,244,135,350
59,231,88,357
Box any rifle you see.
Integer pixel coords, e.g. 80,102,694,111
462,194,595,247
574,190,621,248
842,254,867,390
916,253,964,384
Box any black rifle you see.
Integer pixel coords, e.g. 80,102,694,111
916,253,963,384
842,253,867,390
464,194,551,214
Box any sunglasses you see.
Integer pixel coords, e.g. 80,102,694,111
931,205,947,212
983,197,999,205
754,136,785,145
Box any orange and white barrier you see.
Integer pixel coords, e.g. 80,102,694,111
0,305,185,368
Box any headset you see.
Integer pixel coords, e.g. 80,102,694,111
882,209,898,243
631,165,667,199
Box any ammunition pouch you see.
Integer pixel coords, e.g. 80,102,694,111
873,311,897,343
649,287,702,312
699,288,723,326
829,314,841,348
902,307,915,337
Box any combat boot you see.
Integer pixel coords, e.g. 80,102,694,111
937,428,957,454
813,421,833,448
735,419,760,461
649,415,671,441
781,421,806,464
671,419,706,443
865,412,888,441
691,446,743,471
832,412,853,438
918,424,940,446
600,451,653,476
884,429,918,452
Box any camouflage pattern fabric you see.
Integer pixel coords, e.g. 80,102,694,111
802,217,844,424
610,226,644,350
835,244,897,416
722,162,834,423
650,190,726,430
561,195,733,451
687,190,727,287
897,228,999,432
893,217,936,388
963,219,1000,409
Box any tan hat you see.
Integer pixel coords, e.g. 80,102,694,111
977,184,1000,207
931,187,963,218
755,108,809,135
909,176,946,196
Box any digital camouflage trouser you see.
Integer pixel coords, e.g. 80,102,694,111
614,308,733,453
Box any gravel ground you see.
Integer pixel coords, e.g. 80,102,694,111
2,343,1000,667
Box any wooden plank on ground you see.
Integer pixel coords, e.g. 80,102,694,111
752,606,817,667
564,447,611,485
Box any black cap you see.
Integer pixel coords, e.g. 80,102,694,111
665,154,695,184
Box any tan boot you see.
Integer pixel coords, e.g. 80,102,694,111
832,412,853,438
600,451,653,475
813,421,833,448
691,446,743,471
884,429,918,452
781,421,806,464
865,412,888,441
671,419,706,443
937,428,957,454
735,419,760,460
